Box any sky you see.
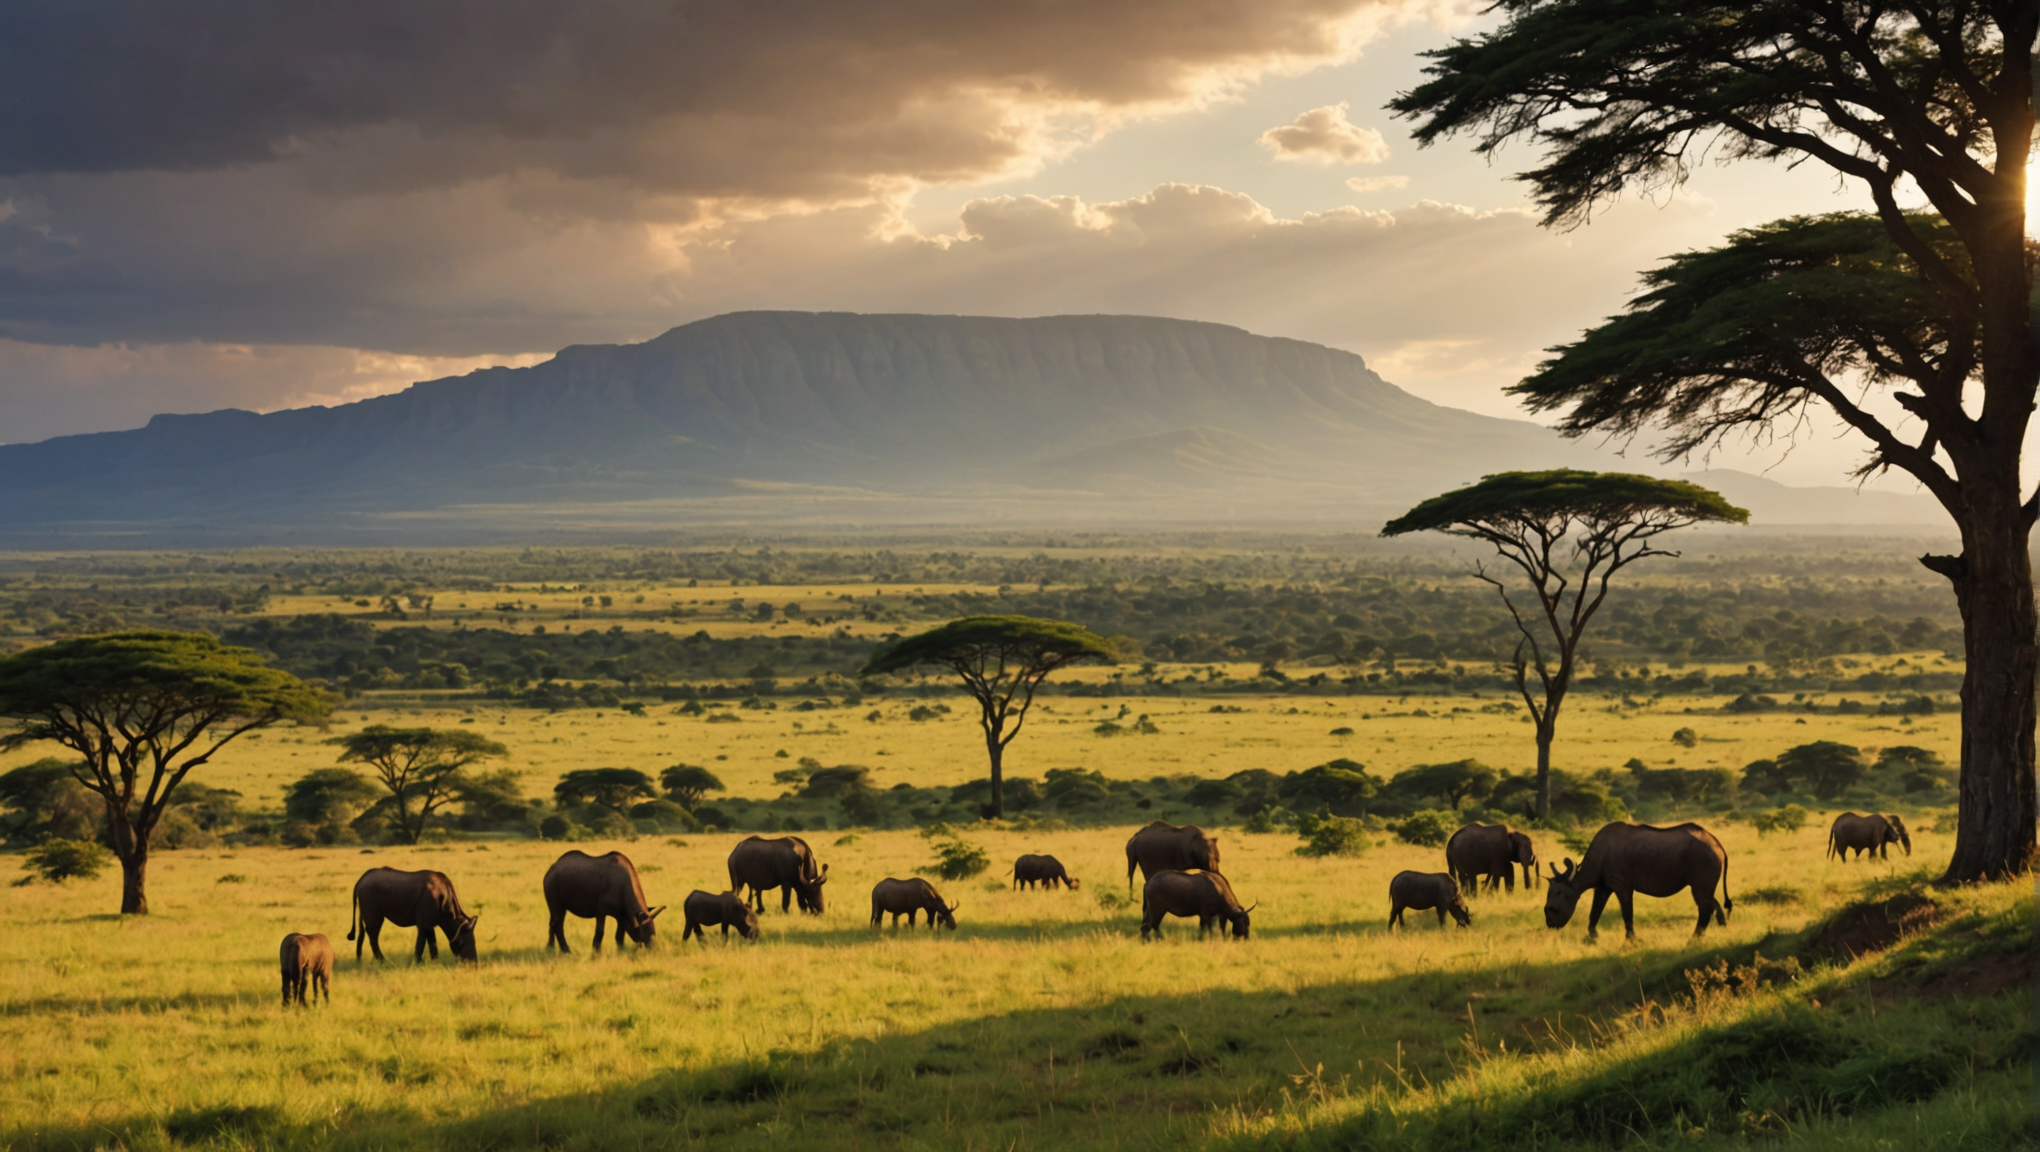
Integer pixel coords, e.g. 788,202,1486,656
0,0,1938,487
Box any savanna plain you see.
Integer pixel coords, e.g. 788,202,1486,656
0,540,2029,1150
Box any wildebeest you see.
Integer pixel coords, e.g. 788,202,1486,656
727,835,829,914
1140,869,1253,941
1445,823,1539,894
1545,822,1732,939
348,868,479,963
1828,812,1912,861
681,890,761,943
1125,821,1221,894
543,850,665,953
1388,871,1471,930
870,877,958,930
279,932,333,1006
1011,853,1080,890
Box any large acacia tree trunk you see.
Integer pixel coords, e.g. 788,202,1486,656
1937,467,2040,881
984,734,1005,819
105,807,150,915
1533,720,1555,821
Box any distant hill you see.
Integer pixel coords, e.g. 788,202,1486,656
0,312,1608,538
0,312,1934,541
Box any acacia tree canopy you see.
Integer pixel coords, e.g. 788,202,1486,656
0,630,329,913
1385,470,1745,819
554,767,656,816
862,615,1118,818
330,726,508,845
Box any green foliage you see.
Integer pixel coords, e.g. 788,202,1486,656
926,831,987,876
658,763,725,811
1293,814,1369,858
1670,726,1698,748
1776,741,1867,800
1381,470,1748,538
23,838,111,883
1388,810,1455,848
861,615,1117,678
283,768,379,828
1384,759,1496,812
554,768,656,816
330,725,510,844
1275,759,1379,816
0,758,101,845
1753,805,1810,836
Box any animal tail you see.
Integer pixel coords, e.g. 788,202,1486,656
1718,852,1732,925
1127,855,1137,897
346,889,359,941
1825,826,1837,861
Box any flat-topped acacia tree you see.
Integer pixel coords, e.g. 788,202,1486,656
862,616,1118,818
329,726,509,844
0,631,329,914
1384,470,1747,819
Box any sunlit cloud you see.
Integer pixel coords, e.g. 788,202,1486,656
1258,102,1392,164
1345,174,1412,193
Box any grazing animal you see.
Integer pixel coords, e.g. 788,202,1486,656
1388,871,1472,930
727,835,830,914
870,877,958,930
1445,823,1539,895
1545,822,1732,940
1140,869,1253,941
279,932,333,1007
543,850,665,953
1124,821,1221,894
1828,813,1913,861
681,890,761,942
1011,854,1080,891
348,868,479,964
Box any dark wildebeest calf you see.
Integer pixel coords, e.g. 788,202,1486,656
727,835,829,914
1827,813,1912,861
682,890,760,942
1011,854,1080,891
870,877,958,930
1388,871,1471,930
1546,822,1732,940
544,849,665,953
1445,823,1538,894
1140,869,1253,941
279,932,333,1006
1124,821,1220,895
349,868,479,964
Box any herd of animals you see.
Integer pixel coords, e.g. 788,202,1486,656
274,809,1918,1006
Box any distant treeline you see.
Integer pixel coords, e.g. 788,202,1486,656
0,542,1969,672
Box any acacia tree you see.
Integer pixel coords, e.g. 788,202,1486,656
330,726,508,844
1391,1,2036,879
862,616,1117,817
554,767,656,818
1384,470,1747,819
0,631,329,913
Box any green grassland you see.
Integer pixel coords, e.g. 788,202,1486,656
0,683,1958,819
1,825,2025,1151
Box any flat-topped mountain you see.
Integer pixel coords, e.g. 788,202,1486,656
0,311,1602,537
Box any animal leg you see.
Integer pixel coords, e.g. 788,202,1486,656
1584,889,1612,939
1692,895,1715,937
1616,891,1636,940
781,886,793,914
1502,870,1515,895
593,915,607,953
1436,907,1447,928
317,971,330,1006
1389,904,1402,930
548,910,570,953
365,921,386,962
281,972,292,1007
415,926,434,963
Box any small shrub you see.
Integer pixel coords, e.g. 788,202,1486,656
1671,726,1699,748
1295,814,1369,857
1388,810,1455,848
539,814,576,841
216,873,249,885
833,834,861,846
928,837,989,881
1329,726,1355,736
23,838,112,883
1752,804,1809,836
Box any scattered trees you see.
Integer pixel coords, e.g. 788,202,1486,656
1384,470,1746,818
0,631,328,913
659,764,725,811
554,768,656,818
862,616,1118,817
329,726,508,844
1394,1,2036,881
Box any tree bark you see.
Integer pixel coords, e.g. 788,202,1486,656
1534,721,1554,821
119,845,149,915
985,734,1005,819
1937,482,2039,881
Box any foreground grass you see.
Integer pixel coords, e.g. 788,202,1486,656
1,823,2022,1150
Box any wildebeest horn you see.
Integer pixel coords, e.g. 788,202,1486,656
647,905,666,921
947,900,960,912
1245,902,1259,913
